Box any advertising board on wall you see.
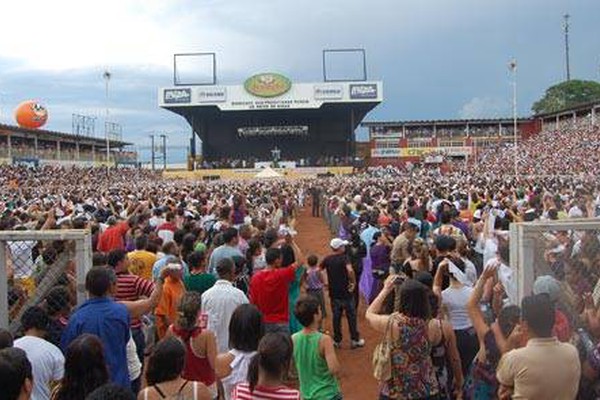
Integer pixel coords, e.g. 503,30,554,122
371,148,401,158
371,146,473,159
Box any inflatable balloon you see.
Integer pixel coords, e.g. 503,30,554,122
15,100,48,129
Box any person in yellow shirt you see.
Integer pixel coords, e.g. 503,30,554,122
128,235,156,280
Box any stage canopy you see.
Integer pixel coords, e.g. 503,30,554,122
159,73,382,162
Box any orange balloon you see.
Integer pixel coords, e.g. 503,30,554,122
15,100,48,129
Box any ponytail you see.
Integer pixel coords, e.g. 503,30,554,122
246,333,292,392
247,353,260,392
176,292,201,332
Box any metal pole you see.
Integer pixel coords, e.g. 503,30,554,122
103,70,111,165
510,59,518,177
161,134,167,170
150,134,155,171
563,14,571,81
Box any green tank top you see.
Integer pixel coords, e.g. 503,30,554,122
292,331,340,400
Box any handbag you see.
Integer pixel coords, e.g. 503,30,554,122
372,312,397,381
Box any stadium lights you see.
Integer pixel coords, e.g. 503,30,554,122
103,70,112,167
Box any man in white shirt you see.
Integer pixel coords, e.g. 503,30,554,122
202,258,248,353
14,306,64,400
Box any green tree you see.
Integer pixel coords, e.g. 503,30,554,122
532,80,600,114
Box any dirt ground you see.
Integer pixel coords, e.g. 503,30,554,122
294,206,379,399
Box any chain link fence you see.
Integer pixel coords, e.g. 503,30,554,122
0,230,92,335
509,218,600,396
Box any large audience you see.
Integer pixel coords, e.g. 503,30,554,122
0,122,599,400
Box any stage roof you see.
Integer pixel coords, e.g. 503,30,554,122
159,80,382,112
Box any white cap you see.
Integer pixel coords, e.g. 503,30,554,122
330,238,349,250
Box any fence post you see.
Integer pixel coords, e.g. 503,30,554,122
75,232,92,304
0,243,8,329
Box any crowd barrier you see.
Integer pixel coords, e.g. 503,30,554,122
0,230,92,334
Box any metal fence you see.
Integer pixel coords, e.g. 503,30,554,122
0,230,92,334
509,218,600,397
509,218,600,303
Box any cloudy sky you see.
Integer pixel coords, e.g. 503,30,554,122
0,0,599,157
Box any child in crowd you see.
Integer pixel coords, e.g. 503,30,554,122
305,254,327,330
292,295,341,400
232,333,300,400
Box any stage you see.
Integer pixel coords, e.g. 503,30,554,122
159,73,382,163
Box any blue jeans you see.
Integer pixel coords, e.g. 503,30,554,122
331,297,359,343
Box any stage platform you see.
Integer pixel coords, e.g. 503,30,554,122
162,166,353,180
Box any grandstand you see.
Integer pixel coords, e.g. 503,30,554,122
0,123,135,167
363,100,600,166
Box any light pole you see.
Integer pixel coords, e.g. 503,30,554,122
509,59,518,178
563,14,571,81
103,70,111,165
160,134,167,170
150,134,155,171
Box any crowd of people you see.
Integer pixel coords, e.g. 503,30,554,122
0,120,599,400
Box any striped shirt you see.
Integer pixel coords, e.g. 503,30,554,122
232,383,300,400
115,273,155,328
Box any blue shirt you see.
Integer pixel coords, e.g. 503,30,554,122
207,244,243,275
61,297,131,388
360,225,380,257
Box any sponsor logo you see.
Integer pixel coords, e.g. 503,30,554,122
349,84,378,99
197,87,227,103
371,148,401,158
163,88,191,104
314,84,343,100
244,73,292,98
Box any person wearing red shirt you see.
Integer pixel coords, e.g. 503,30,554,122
97,217,131,253
250,242,302,336
157,211,178,233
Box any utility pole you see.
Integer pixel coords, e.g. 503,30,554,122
563,14,571,81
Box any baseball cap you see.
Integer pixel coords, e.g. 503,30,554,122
330,238,349,250
533,275,561,303
407,218,422,232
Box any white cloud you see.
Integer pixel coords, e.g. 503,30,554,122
458,96,510,119
0,0,270,73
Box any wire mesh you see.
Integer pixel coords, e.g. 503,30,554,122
0,230,91,335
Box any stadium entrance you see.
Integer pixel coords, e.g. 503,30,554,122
159,73,382,168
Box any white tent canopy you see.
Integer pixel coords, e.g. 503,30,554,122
254,167,282,179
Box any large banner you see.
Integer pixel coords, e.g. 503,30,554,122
160,78,382,111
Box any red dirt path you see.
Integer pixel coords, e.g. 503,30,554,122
294,206,379,399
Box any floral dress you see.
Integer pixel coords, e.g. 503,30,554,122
386,315,440,399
